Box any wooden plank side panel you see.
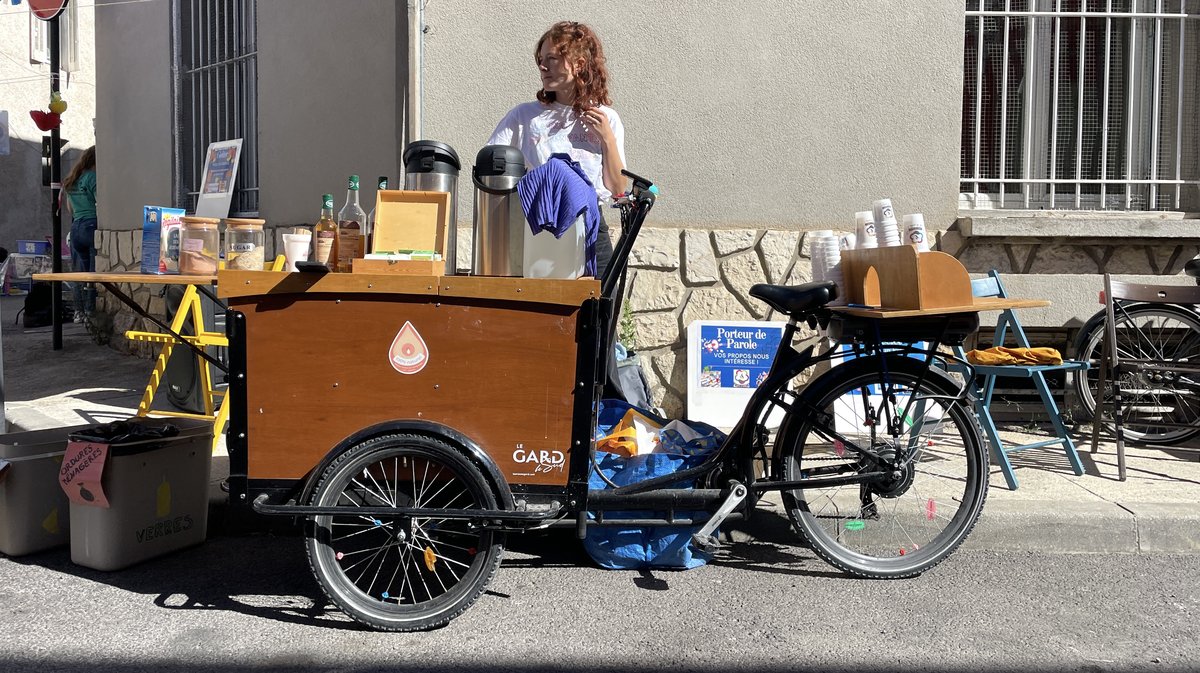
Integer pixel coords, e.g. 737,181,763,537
219,270,439,299
233,293,581,487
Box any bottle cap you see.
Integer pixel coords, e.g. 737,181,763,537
348,175,360,190
378,176,388,188
322,194,333,209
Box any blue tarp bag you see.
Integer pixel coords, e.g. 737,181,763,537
583,400,727,570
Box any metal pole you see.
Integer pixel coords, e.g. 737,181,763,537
1,296,6,433
49,13,63,351
407,0,423,144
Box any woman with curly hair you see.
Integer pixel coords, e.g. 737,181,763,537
488,20,626,276
63,145,98,322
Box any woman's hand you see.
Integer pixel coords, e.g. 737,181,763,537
581,107,626,196
581,107,615,146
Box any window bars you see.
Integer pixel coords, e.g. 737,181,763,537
174,0,259,216
961,0,1200,210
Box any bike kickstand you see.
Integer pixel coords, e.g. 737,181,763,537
690,482,748,554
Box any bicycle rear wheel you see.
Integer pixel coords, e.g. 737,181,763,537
1072,304,1200,444
777,355,988,577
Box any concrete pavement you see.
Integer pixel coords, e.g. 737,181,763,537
2,294,1198,555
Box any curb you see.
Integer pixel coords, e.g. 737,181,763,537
726,494,1200,556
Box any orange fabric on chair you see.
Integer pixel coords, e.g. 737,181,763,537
966,346,1063,366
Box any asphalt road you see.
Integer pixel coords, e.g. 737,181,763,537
2,513,1197,673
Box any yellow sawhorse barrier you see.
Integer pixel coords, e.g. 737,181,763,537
123,256,286,453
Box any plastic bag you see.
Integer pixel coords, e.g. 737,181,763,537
584,400,729,570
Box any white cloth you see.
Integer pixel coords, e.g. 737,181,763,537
488,101,626,202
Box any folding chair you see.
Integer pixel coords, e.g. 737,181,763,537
954,270,1087,490
1089,274,1200,481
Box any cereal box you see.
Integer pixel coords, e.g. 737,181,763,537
141,206,186,274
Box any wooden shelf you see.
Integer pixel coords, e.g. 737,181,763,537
832,297,1050,319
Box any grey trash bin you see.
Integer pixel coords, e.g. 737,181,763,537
0,424,91,556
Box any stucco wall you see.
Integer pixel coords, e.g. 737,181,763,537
94,0,174,232
422,0,965,231
256,0,403,227
0,4,96,249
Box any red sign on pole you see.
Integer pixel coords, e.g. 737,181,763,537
29,0,70,21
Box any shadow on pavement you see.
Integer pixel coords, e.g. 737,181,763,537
0,658,1172,673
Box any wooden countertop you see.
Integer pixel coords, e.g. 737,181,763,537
831,297,1050,318
33,272,217,285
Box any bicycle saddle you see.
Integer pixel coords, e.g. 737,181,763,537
1185,257,1200,278
749,281,837,317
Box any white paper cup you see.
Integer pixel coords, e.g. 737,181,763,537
282,233,312,272
873,198,895,226
902,213,930,252
854,211,878,249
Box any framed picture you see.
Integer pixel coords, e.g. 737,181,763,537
194,138,242,218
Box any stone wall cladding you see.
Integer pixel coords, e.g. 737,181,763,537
626,226,813,416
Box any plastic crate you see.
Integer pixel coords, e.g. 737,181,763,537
16,240,52,256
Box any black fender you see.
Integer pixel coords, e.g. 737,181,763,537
295,419,515,511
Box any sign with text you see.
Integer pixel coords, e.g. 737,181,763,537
193,138,242,218
687,320,787,429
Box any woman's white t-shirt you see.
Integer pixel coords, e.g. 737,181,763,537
488,101,626,202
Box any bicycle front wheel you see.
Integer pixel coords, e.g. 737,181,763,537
778,355,988,577
1072,304,1200,444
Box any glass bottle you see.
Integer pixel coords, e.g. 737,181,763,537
366,175,387,255
313,193,338,267
337,174,366,272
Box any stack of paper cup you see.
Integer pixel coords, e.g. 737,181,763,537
809,231,846,306
809,230,834,282
873,198,902,247
854,211,878,249
902,213,930,252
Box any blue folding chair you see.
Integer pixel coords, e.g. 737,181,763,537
954,270,1088,490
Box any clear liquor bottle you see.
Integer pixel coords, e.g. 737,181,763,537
337,175,366,272
365,175,387,255
313,193,338,267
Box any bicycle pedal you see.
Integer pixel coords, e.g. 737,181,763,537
690,532,722,554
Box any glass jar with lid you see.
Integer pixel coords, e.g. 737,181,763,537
224,218,266,270
179,217,221,275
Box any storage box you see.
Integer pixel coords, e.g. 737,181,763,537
8,253,52,280
369,190,450,264
67,418,213,571
16,240,51,256
140,205,187,274
0,425,91,556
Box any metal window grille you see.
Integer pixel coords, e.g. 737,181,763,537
173,0,259,215
961,0,1200,210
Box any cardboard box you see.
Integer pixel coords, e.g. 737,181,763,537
68,418,213,571
140,206,187,274
16,240,51,256
0,425,91,556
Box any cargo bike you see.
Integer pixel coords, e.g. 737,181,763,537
217,171,990,631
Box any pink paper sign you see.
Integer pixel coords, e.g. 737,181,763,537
59,441,111,508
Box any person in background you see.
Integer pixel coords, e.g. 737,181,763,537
63,145,97,322
488,20,627,277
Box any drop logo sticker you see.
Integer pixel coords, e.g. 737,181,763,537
389,321,429,375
